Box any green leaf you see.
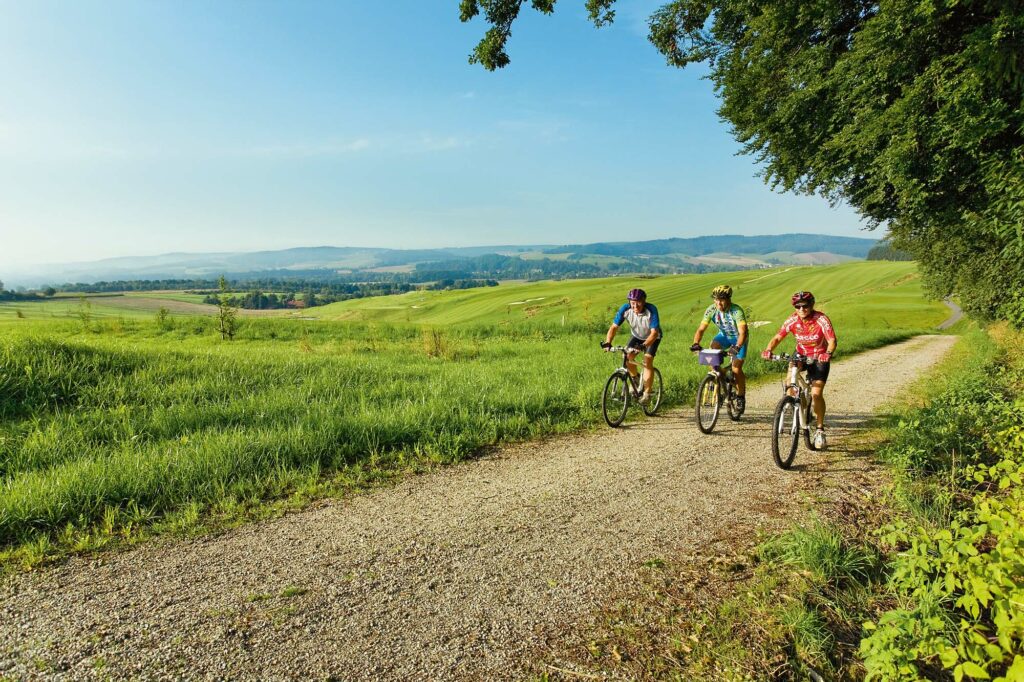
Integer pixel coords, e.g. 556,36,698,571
960,661,990,679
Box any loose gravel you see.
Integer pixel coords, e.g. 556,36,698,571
0,335,957,681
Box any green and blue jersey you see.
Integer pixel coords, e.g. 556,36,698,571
701,303,746,339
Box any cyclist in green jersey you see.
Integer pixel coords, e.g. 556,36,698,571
690,284,749,413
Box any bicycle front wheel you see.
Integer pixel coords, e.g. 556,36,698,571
803,399,820,451
772,396,800,469
642,368,664,416
695,374,720,434
602,371,630,427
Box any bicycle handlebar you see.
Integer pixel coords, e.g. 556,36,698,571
690,345,738,357
768,352,818,365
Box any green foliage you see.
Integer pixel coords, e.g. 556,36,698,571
760,518,880,587
155,306,171,330
861,331,1024,681
867,241,915,262
459,0,616,70
76,296,92,329
216,275,238,340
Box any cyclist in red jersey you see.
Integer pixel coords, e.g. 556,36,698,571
761,291,837,448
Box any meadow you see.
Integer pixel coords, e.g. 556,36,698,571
0,262,950,566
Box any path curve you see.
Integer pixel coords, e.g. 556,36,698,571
0,335,957,681
938,298,963,330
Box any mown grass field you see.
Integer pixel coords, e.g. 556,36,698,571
0,262,950,567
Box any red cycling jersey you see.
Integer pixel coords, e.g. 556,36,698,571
777,311,836,357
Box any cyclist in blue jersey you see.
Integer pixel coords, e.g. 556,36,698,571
690,284,748,414
601,288,662,405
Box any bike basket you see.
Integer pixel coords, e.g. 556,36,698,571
698,349,726,366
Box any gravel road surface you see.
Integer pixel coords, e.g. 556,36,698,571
0,335,957,681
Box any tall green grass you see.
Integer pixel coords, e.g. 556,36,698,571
0,262,949,561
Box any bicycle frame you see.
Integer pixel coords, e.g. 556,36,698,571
699,350,735,396
611,346,645,396
778,353,815,432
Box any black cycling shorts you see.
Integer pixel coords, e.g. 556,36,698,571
802,360,830,383
628,335,661,357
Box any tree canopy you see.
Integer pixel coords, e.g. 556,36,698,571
461,0,1024,323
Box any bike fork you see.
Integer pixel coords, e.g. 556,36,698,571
798,394,811,432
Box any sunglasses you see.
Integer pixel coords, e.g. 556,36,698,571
794,304,811,310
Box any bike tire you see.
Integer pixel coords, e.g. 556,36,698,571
772,396,800,469
695,374,720,434
642,368,664,416
602,371,630,427
803,399,820,451
726,380,742,421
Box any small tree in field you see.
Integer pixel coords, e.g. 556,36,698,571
216,276,238,341
155,306,172,331
77,295,92,330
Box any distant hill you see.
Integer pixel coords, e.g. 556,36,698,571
5,234,878,287
544,234,875,258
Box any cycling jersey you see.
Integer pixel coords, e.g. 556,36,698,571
613,302,661,341
777,310,836,356
702,303,746,338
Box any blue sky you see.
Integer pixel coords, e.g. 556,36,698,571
0,0,870,271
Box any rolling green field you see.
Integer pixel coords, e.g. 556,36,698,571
0,297,156,321
306,261,940,332
130,291,212,304
0,262,951,567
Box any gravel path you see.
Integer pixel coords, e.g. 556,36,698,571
0,335,957,681
939,298,964,330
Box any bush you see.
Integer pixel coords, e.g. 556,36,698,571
862,338,1024,681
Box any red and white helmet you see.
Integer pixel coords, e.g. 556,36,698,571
791,291,815,307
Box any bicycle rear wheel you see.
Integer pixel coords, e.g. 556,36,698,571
695,374,720,434
642,368,664,416
602,371,630,427
772,396,800,469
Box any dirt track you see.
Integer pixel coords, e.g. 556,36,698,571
0,335,957,681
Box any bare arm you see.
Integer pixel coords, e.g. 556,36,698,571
693,321,709,346
605,323,620,345
765,331,785,353
645,328,659,347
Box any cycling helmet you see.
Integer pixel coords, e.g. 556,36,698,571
711,284,733,300
791,291,815,307
627,288,647,301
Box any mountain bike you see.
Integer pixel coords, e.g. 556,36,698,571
601,345,664,427
767,352,822,469
693,348,742,433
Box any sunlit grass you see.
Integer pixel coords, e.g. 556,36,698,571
0,262,950,567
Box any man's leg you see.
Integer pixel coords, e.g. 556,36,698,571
642,353,655,392
626,348,641,380
732,358,746,396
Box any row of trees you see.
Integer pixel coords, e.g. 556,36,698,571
415,253,726,280
462,0,1024,325
202,279,500,310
